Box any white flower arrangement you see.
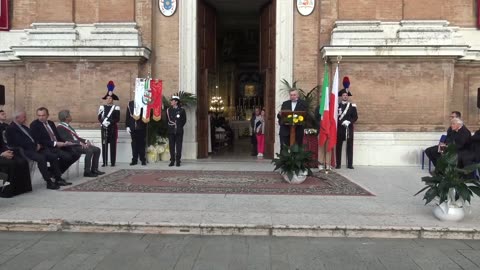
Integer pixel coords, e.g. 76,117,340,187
147,143,169,163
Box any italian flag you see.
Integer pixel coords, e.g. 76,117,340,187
319,64,339,153
318,64,330,146
328,65,339,151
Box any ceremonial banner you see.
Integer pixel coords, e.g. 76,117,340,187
133,78,146,120
144,79,163,122
0,0,9,31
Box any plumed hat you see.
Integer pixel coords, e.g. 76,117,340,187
102,80,119,100
338,76,352,96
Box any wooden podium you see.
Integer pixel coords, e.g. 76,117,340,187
280,110,306,146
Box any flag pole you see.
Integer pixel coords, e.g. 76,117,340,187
332,55,342,170
323,58,329,174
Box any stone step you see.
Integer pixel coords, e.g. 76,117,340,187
0,219,478,240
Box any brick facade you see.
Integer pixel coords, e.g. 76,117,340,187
1,0,480,133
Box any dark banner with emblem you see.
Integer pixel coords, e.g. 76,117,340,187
0,0,9,31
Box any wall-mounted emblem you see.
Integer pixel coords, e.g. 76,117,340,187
296,0,315,16
159,0,177,17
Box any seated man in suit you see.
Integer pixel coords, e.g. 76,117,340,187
57,110,104,177
30,107,80,180
0,110,32,197
429,117,471,168
6,110,67,189
0,110,8,134
425,111,464,167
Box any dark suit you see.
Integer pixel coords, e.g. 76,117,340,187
336,102,358,168
57,123,101,173
167,106,187,163
5,122,63,182
98,104,120,166
426,126,471,168
462,129,480,168
0,129,32,197
30,119,80,174
126,101,147,164
278,99,308,147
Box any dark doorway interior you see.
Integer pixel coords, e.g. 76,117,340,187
197,0,275,160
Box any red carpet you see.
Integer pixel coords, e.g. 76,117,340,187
64,170,373,196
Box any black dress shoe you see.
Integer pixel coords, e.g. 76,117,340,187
335,166,341,169
347,166,354,169
168,161,175,167
46,180,60,190
101,164,107,167
129,161,137,166
92,170,105,175
141,161,147,166
111,164,115,167
83,172,98,177
176,161,181,167
55,179,72,186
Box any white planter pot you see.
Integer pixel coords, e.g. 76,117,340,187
282,171,308,184
432,202,465,222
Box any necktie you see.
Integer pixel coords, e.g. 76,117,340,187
44,122,57,141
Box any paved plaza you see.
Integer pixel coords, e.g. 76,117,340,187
0,232,480,270
0,160,479,239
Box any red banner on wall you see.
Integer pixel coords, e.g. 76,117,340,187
478,0,480,29
0,0,9,31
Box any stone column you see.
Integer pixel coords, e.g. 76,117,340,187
275,0,294,154
179,0,198,159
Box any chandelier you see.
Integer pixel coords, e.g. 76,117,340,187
209,96,225,113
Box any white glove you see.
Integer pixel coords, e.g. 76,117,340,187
102,119,110,127
126,127,131,134
342,120,351,127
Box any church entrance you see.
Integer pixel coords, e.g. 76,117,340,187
197,0,276,159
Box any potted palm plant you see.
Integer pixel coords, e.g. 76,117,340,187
415,144,480,221
272,144,315,184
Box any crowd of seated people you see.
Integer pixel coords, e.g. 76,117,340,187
2,108,84,194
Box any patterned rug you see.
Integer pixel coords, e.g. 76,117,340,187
64,170,373,196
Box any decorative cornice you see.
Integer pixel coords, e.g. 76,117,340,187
321,45,469,60
0,23,149,63
324,20,474,60
10,46,151,61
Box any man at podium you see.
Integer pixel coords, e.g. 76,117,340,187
277,89,308,147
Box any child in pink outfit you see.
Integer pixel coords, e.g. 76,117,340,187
255,109,265,157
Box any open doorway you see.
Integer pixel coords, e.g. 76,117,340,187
197,0,276,160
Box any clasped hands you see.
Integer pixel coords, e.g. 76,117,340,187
342,120,351,127
0,150,14,160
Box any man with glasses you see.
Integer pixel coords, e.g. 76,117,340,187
425,111,464,167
